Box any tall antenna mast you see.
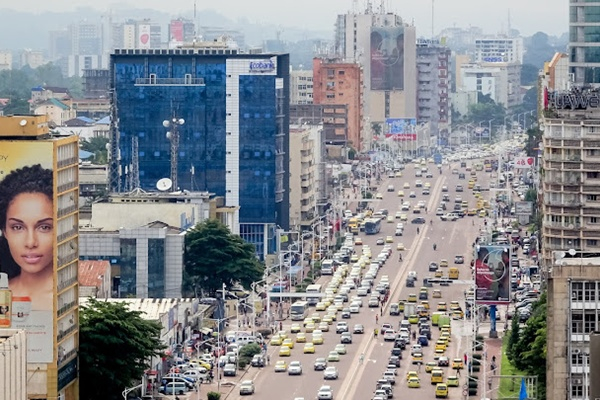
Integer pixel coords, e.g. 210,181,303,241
431,0,435,39
130,136,140,190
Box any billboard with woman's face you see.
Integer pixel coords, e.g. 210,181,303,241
474,245,511,304
0,142,55,363
370,26,405,91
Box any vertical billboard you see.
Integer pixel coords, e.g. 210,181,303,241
370,27,404,90
170,20,184,42
138,24,151,49
0,142,55,363
474,245,511,304
385,118,417,140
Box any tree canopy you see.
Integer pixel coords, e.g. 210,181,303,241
184,219,265,295
80,136,110,164
79,298,165,400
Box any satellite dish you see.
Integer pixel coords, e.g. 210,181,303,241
568,248,577,257
156,178,173,191
19,119,27,127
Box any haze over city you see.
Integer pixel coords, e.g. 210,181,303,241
2,0,568,37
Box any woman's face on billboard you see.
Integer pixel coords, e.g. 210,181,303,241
3,192,54,275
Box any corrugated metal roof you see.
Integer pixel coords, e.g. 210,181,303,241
78,260,110,287
79,298,178,321
97,115,110,124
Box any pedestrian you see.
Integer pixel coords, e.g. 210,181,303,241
417,227,420,234
266,354,270,365
399,253,403,261
457,368,461,377
488,377,492,390
279,321,283,331
359,353,365,365
375,314,379,324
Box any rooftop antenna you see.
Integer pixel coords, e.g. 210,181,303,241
431,0,435,39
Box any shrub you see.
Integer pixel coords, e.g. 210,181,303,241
238,359,247,369
207,392,221,400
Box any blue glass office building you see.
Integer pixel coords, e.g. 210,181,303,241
108,49,290,258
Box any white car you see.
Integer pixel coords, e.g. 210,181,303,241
287,361,303,375
383,329,396,341
318,385,334,400
239,380,255,395
324,366,339,380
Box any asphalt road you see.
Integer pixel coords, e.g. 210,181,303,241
223,160,491,400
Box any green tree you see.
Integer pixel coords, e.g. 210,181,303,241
81,136,110,164
79,298,165,400
506,310,521,364
184,219,264,295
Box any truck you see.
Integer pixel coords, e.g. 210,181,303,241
404,303,416,317
437,315,451,329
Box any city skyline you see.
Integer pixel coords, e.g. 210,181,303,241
2,0,568,38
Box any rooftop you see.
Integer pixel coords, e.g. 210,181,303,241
78,260,110,287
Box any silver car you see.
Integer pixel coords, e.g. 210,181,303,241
239,380,255,395
287,361,303,375
324,366,339,380
317,385,334,400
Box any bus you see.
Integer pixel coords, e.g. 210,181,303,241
290,301,310,321
364,217,382,235
305,284,323,305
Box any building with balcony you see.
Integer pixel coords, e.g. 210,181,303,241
289,125,320,229
0,330,27,400
109,48,290,259
542,85,600,400
458,62,521,109
416,39,451,140
474,37,524,64
312,58,362,151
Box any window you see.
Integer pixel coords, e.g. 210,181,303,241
327,69,335,77
338,70,345,75
587,171,599,178
572,282,584,301
592,217,598,223
584,311,597,332
572,312,583,333
326,93,335,99
586,194,597,201
588,239,598,247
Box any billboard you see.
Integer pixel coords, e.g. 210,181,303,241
370,27,404,91
385,118,417,140
474,245,511,304
138,24,151,49
0,142,55,363
515,201,533,215
514,156,535,169
170,20,184,42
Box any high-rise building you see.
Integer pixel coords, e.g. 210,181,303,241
416,39,451,142
0,115,80,400
542,64,600,400
169,18,196,48
70,22,102,56
0,51,11,70
474,37,523,64
109,48,290,259
112,19,162,50
289,125,319,230
335,7,417,130
312,58,363,151
570,1,600,85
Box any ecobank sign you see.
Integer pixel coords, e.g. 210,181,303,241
249,60,275,73
551,92,600,110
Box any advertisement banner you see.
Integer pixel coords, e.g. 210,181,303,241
474,245,511,304
0,141,55,363
170,20,184,42
138,24,151,49
515,201,533,215
386,118,417,140
514,156,535,169
370,27,404,91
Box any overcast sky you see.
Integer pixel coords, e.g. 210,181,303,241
7,0,568,37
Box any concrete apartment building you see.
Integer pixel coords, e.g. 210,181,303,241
289,125,321,230
459,62,521,109
416,39,451,140
542,80,600,400
290,70,314,105
570,0,600,85
312,58,363,151
335,7,417,128
474,37,524,64
0,330,27,400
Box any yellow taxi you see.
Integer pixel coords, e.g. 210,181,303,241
279,345,291,356
290,323,301,333
440,259,449,268
274,360,287,372
432,289,442,298
421,300,430,310
431,368,444,384
452,358,464,370
397,190,405,197
375,193,383,199
425,361,438,373
404,182,411,189
407,377,421,388
407,371,419,380
440,332,451,343
271,335,283,346
479,210,487,218
452,310,464,320
398,301,406,312
435,270,443,278
435,383,449,398
312,333,324,345
396,171,403,177
411,352,424,364
303,317,314,327
305,323,315,333
303,342,315,354
408,314,419,324
350,254,360,263
282,338,295,349
295,333,307,343
447,376,460,387
434,348,446,360
424,182,431,188
437,302,448,311
449,301,461,310
397,242,405,251
467,209,477,216
354,237,363,245
441,325,452,335
311,313,322,323
408,294,418,303
386,236,394,243
435,340,447,351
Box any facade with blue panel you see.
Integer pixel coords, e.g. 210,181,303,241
109,49,290,258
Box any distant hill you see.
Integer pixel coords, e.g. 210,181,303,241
0,7,331,53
